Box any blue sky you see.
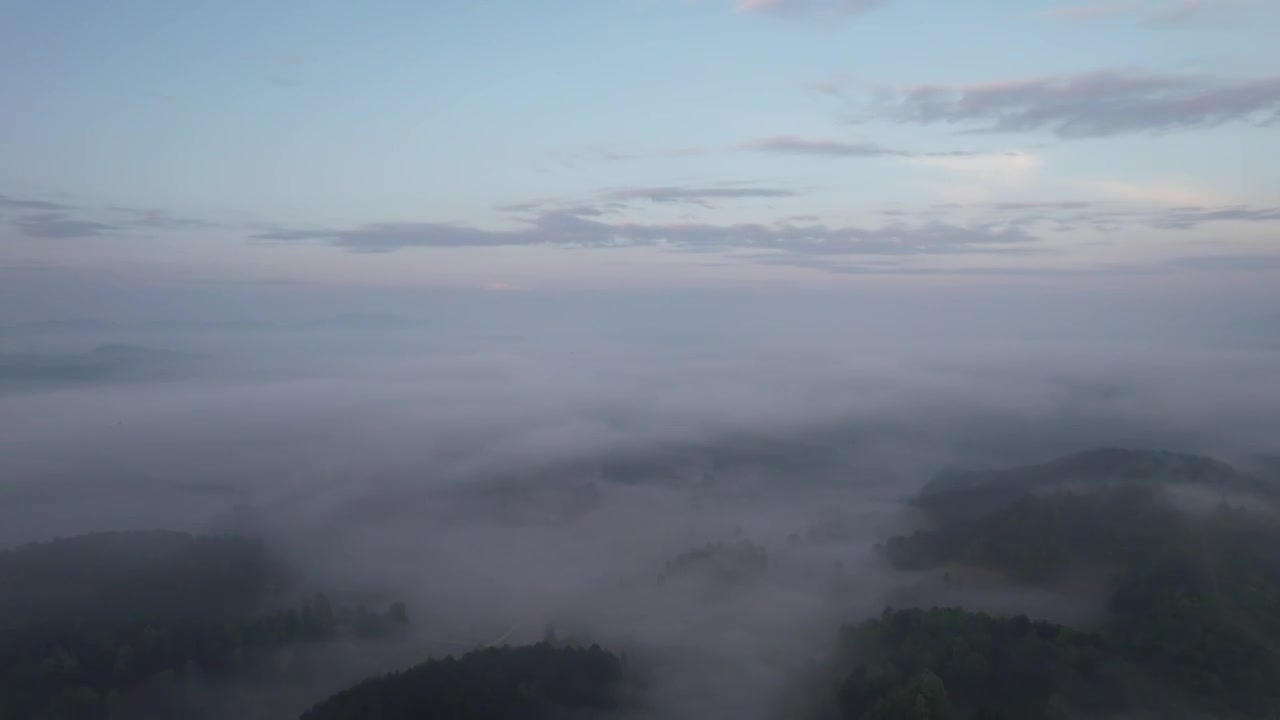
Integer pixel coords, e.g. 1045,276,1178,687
1,0,1277,290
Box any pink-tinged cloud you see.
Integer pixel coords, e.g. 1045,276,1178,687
254,208,1041,259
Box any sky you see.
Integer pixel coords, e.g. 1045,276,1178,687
1,0,1278,296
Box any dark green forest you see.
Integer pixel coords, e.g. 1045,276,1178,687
821,608,1147,720
0,532,407,719
0,531,279,628
875,449,1280,717
298,643,631,720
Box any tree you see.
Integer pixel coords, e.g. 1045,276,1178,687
914,670,950,719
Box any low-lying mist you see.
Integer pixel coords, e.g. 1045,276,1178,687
2,286,1278,718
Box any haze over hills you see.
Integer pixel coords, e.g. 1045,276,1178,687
0,292,1277,720
7,428,1280,717
0,343,205,390
914,448,1280,522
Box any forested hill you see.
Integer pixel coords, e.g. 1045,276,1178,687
0,531,281,628
298,643,631,720
0,530,408,720
876,449,1280,716
915,448,1277,520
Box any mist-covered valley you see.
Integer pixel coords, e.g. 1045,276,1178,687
3,286,1280,718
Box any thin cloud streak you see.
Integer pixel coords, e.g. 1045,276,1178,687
742,136,907,157
1,193,222,240
871,69,1280,138
0,194,74,212
254,210,1040,260
591,136,995,164
930,200,1280,233
604,186,798,204
494,185,801,216
740,135,996,160
735,0,886,16
13,214,117,239
1152,206,1280,229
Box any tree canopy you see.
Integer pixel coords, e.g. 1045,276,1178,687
298,643,630,720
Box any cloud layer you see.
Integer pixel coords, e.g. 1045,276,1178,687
14,214,117,239
255,210,1038,257
0,194,74,212
871,70,1280,138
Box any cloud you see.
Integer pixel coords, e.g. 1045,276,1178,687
780,251,1280,277
931,199,1280,233
741,135,996,160
13,214,116,239
605,186,798,204
2,194,221,238
589,136,985,165
494,201,549,214
742,136,906,157
1162,253,1280,272
112,208,222,230
934,201,1098,212
991,201,1097,211
1152,205,1280,229
0,194,73,212
254,209,1039,259
736,0,886,15
496,186,799,216
871,69,1280,138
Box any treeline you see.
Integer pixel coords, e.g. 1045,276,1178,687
0,595,408,719
0,530,409,719
812,606,1224,720
914,448,1273,522
882,485,1179,582
877,450,1280,715
0,530,281,628
1108,549,1280,710
299,642,629,720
